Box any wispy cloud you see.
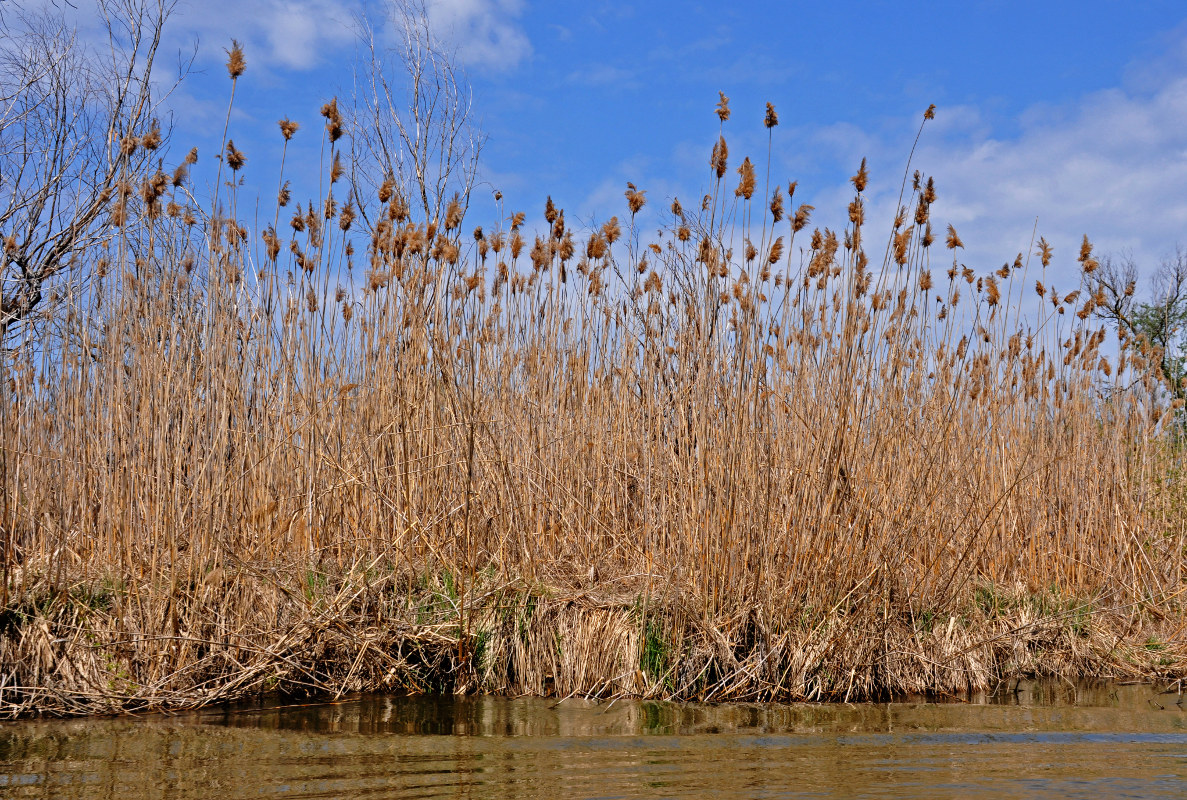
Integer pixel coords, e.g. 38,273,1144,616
426,0,531,69
910,77,1187,286
171,0,359,72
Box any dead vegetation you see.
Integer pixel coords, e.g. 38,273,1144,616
0,40,1185,717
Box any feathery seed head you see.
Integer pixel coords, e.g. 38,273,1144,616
321,97,344,142
602,216,621,244
767,236,784,265
586,232,607,260
226,40,246,79
770,188,784,222
444,193,464,231
735,158,756,199
716,91,731,122
851,157,869,193
279,118,300,140
986,276,1001,306
626,182,647,214
764,102,778,128
792,203,813,233
1037,237,1052,267
711,136,729,179
378,175,395,204
225,140,246,172
924,103,936,120
141,121,162,151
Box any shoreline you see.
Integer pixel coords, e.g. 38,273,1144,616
2,565,1182,719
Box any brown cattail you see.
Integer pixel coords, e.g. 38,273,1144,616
226,40,246,79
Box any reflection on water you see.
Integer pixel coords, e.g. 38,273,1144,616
1,682,1185,799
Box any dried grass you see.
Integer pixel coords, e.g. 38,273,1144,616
0,85,1185,717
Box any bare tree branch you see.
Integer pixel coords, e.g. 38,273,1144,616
0,0,178,346
348,0,485,231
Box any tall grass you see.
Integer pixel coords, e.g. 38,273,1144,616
0,73,1184,716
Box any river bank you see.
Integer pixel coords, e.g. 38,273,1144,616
1,562,1183,717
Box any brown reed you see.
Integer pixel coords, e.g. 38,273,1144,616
0,80,1183,718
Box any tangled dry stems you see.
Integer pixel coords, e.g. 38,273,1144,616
0,87,1185,717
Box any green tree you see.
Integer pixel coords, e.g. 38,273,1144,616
1087,248,1187,403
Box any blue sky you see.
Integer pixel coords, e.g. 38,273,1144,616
50,0,1187,291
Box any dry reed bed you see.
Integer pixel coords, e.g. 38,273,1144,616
0,71,1184,716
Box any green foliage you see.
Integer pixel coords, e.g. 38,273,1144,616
640,617,669,683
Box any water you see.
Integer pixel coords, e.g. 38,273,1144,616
1,682,1185,798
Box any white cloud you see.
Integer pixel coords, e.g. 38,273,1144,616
10,0,361,72
425,0,530,69
878,77,1187,291
171,0,359,72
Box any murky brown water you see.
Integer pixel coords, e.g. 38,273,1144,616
1,682,1185,798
